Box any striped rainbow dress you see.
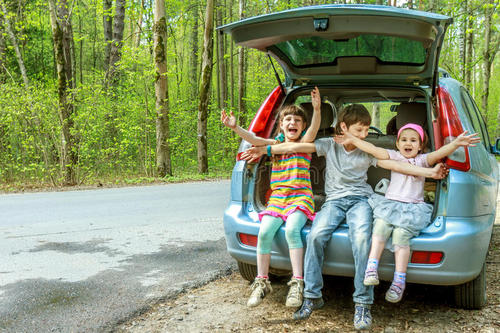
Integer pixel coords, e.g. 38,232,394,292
258,152,316,222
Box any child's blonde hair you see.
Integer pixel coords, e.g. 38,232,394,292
334,104,371,135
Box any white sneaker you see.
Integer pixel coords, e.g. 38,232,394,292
247,277,272,307
285,277,304,307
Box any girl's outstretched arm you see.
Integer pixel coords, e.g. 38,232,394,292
426,131,480,166
334,124,390,160
241,142,316,161
220,109,275,146
377,160,449,179
301,87,321,143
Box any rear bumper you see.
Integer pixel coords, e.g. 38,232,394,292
224,202,494,286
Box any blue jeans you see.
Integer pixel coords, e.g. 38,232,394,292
303,195,374,305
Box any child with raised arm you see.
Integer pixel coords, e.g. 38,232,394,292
221,87,321,308
336,122,479,303
244,105,447,330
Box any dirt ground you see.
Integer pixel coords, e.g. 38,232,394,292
116,222,500,333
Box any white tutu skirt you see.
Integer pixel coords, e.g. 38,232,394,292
368,193,433,237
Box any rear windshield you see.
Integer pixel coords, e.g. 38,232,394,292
275,35,426,67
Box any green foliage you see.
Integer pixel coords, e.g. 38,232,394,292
0,0,498,189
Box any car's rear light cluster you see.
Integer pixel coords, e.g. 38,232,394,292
248,86,284,138
235,86,284,162
411,251,443,264
436,86,471,171
239,233,258,247
236,142,252,161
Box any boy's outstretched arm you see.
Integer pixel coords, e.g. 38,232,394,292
426,131,480,166
241,142,316,161
334,123,390,160
220,109,275,146
377,160,449,179
301,86,321,143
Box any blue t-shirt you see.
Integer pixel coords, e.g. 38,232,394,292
315,137,377,202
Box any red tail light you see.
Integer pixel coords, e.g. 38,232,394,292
235,86,284,162
239,233,258,247
411,251,443,264
436,86,470,171
248,86,285,138
236,151,248,161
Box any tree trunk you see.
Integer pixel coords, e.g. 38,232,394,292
105,0,125,87
458,0,467,81
464,7,474,90
229,0,234,109
153,0,171,177
496,101,500,138
78,8,83,85
428,0,438,12
0,20,6,82
190,1,199,100
134,0,145,48
48,0,78,186
197,0,214,174
481,0,494,119
103,0,113,71
216,0,227,109
237,0,246,126
372,104,380,129
0,0,29,86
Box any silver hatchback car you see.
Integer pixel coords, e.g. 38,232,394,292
219,5,499,309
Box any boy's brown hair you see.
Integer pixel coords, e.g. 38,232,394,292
334,104,371,135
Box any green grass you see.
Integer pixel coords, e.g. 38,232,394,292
0,170,232,193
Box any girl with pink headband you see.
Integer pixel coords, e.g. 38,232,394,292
336,122,480,303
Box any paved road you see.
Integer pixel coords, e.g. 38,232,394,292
0,181,233,332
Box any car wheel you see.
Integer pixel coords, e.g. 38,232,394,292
454,262,487,309
237,261,257,282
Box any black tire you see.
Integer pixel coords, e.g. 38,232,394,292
454,262,487,309
237,261,257,282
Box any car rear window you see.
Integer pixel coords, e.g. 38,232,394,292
275,35,426,67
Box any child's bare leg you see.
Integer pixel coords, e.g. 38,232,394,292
256,215,283,278
394,246,410,273
386,228,412,303
368,235,386,260
289,248,304,277
248,215,282,307
284,211,308,307
364,219,392,286
257,253,271,277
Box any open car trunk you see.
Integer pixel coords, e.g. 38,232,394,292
253,86,439,221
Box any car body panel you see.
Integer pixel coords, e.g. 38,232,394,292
223,201,494,285
218,5,452,89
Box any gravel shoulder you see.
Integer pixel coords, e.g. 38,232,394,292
116,223,500,333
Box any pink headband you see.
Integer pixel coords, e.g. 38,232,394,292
398,123,424,141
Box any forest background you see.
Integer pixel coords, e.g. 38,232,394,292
0,0,498,190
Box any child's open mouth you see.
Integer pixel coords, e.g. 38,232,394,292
288,128,298,135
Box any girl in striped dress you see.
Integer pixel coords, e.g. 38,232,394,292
221,87,321,309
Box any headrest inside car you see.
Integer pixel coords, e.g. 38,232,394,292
395,102,427,130
300,102,335,130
